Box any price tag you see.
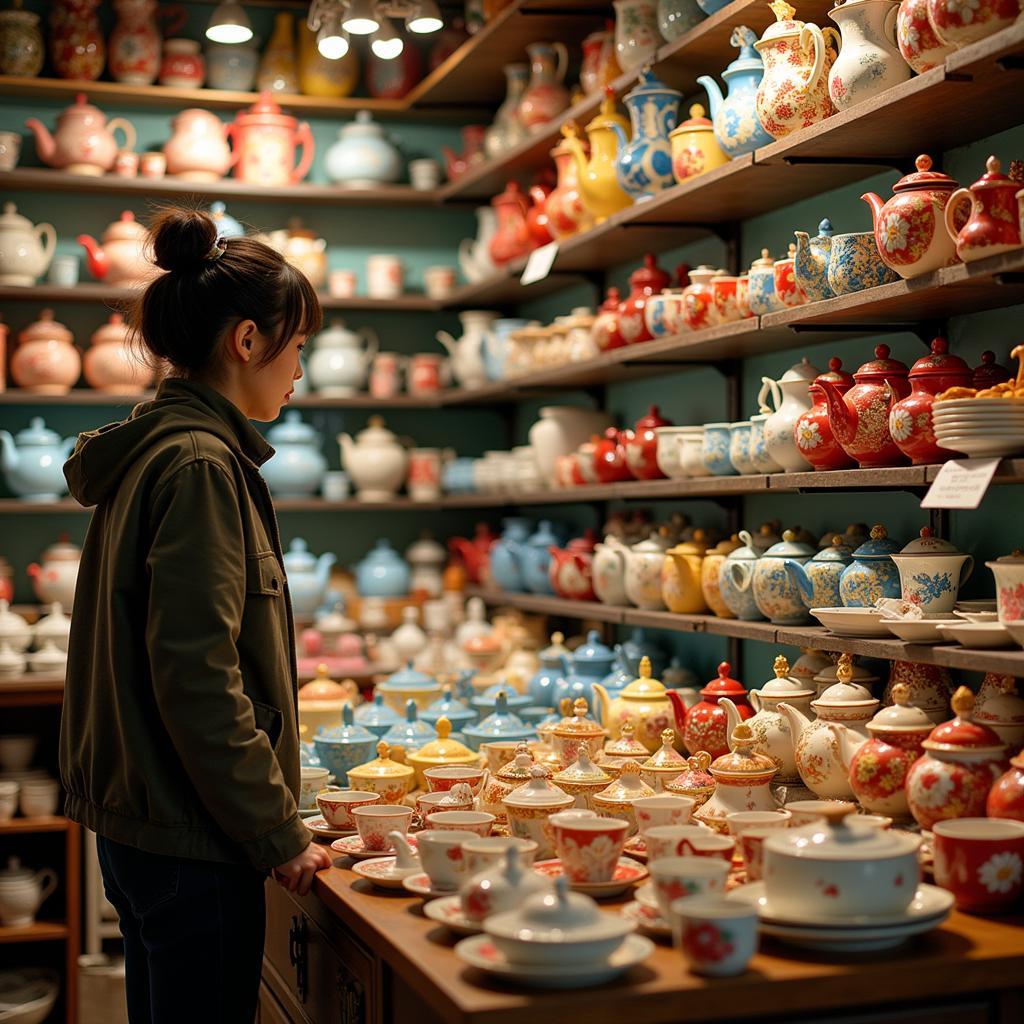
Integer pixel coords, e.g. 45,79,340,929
921,458,1001,510
520,242,558,286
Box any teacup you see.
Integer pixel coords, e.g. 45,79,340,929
552,816,628,884
711,274,740,323
0,131,20,172
481,741,521,773
701,423,736,477
0,780,17,822
423,265,457,299
725,810,791,837
933,817,1024,913
352,804,413,853
649,855,729,917
299,767,334,810
827,231,899,295
785,799,851,828
428,811,495,837
316,790,380,831
773,253,805,308
737,826,779,883
728,421,755,475
416,829,477,891
671,896,758,977
632,795,694,835
645,825,734,862
19,780,59,818
463,836,538,873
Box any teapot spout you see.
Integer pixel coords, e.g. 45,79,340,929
776,702,811,749
719,697,741,748
818,378,856,446
861,191,885,231
0,431,16,474
76,234,108,280
24,118,55,166
435,329,458,358
316,552,337,591
827,721,864,775
666,688,689,737
782,558,815,610
695,75,724,122
337,432,355,466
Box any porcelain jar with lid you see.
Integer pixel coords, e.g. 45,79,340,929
890,527,973,613
722,655,815,784
461,846,550,924
355,540,410,599
986,549,1024,623
354,693,402,739
0,600,31,653
925,0,1018,46
311,703,376,786
640,728,689,790
262,411,327,499
406,717,478,789
693,723,779,833
282,538,335,616
744,530,816,624
464,692,535,752
974,676,1024,751
227,92,314,186
614,68,682,201
820,344,910,467
987,749,1024,822
591,657,674,752
481,746,545,816
591,535,630,606
676,661,753,759
406,534,446,598
163,107,234,181
794,358,856,470
421,686,477,734
848,682,934,819
944,156,1022,264
717,530,767,621
25,92,136,175
896,0,955,71
747,248,785,316
10,309,80,394
783,535,853,612
793,217,835,302
883,660,952,724
347,740,416,804
623,403,672,478
0,856,58,927
887,337,971,464
697,26,774,159
759,357,820,472
906,687,1008,830
665,751,716,806
502,766,574,857
0,0,44,77
779,654,880,799
550,696,605,765
308,319,379,396
0,418,75,502
661,532,710,615
27,535,79,608
338,416,408,501
827,0,908,111
601,719,652,770
325,111,401,187
553,748,613,809
669,103,730,182
861,155,961,279
681,265,718,330
298,663,355,735
0,203,55,286
838,524,901,606
78,210,156,287
489,517,532,593
624,532,673,610
754,0,839,140
83,312,153,394
618,254,671,345
591,761,655,835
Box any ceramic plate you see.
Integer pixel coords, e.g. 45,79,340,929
330,834,419,859
933,398,1024,410
882,618,960,643
810,607,891,637
423,894,484,936
350,857,421,890
531,858,649,898
956,600,998,613
401,871,459,899
305,817,356,840
937,622,1014,649
953,610,1000,623
931,435,1024,457
454,933,654,988
623,835,648,862
620,900,671,938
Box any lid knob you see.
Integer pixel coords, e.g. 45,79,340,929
817,802,856,826
769,0,796,20
717,662,731,679
782,529,796,542
552,631,564,645
818,218,834,235
830,535,843,547
773,654,791,678
620,760,641,777
638,655,652,678
951,685,974,719
690,103,705,118
689,751,712,772
436,716,451,739
869,524,887,540
836,653,854,685
660,728,675,745
572,697,589,718
874,344,890,360
931,337,948,355
620,720,636,738
731,722,754,747
376,740,390,758
915,154,933,173
986,155,1001,176
891,682,910,705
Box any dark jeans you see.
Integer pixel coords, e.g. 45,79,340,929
96,835,268,1024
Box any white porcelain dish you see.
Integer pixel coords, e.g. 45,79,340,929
423,895,483,936
931,435,1024,457
401,871,453,900
531,857,648,899
620,899,671,937
1004,620,1024,648
953,610,1000,623
933,398,1024,410
955,600,998,613
811,607,891,637
936,622,1014,649
0,969,59,1024
350,856,420,890
882,618,960,644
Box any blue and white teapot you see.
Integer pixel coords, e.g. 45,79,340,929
614,68,681,201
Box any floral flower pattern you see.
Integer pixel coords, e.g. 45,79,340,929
797,420,822,450
682,922,734,965
979,851,1022,894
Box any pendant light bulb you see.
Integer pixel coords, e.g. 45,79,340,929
342,0,380,35
406,0,443,34
316,10,350,59
370,19,404,59
206,0,253,44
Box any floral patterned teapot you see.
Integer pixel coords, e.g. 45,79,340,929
839,524,901,606
943,156,1023,264
613,68,681,201
674,661,752,759
736,529,816,624
795,357,855,471
591,656,674,752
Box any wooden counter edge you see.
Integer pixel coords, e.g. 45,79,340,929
309,862,1024,1024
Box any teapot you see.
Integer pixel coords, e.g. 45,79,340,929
0,418,76,502
743,529,816,624
717,528,770,621
622,402,672,476
354,539,410,599
618,256,671,345
564,89,633,225
778,654,879,799
550,697,606,765
458,206,499,284
78,210,158,286
944,156,1022,264
312,704,377,786
794,357,855,470
592,534,629,605
0,857,58,927
226,92,314,186
614,68,682,201
11,309,81,395
489,517,533,592
527,632,569,709
839,523,901,606
623,531,672,611
163,107,235,181
673,661,753,759
437,310,497,391
591,656,676,752
27,536,80,608
661,531,710,614
890,527,973,614
26,92,136,175
517,520,560,596
282,538,336,617
754,0,839,140
793,218,835,302
0,203,55,286
325,110,401,187
442,124,486,182
783,534,854,611
819,344,910,467
827,0,908,111
338,416,408,501
489,182,532,266
555,632,613,712
83,312,153,394
548,531,597,602
545,123,592,239
697,25,773,158
263,219,326,290
307,319,379,397
758,357,819,472
382,699,439,759
693,723,779,833
263,412,327,499
668,103,729,182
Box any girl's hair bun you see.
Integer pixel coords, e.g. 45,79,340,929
149,207,220,274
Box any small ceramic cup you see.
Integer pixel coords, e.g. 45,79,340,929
933,817,1024,913
429,810,495,836
19,780,59,818
0,131,21,171
728,421,755,475
352,804,414,853
322,471,350,501
649,855,729,917
653,427,689,480
646,824,734,862
701,423,736,477
725,810,792,837
416,828,477,890
48,255,79,287
139,151,166,179
424,765,488,796
0,780,17,822
678,428,710,478
299,767,333,810
408,447,442,502
316,789,380,831
462,836,538,873
328,269,358,298
416,790,474,821
551,815,628,883
409,158,441,191
632,795,695,835
113,149,139,177
785,799,852,828
671,896,758,977
827,232,899,295
737,826,779,883
366,254,403,299
423,265,457,299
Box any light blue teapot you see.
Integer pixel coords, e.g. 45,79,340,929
283,538,337,617
355,539,410,597
527,631,569,709
420,686,477,732
615,69,681,201
382,698,437,754
262,411,327,498
462,691,535,751
717,530,765,621
353,693,402,739
0,418,76,502
696,26,773,158
840,525,902,607
325,111,401,187
490,517,534,592
783,535,854,611
556,629,615,709
731,529,816,625
519,520,560,595
313,704,376,785
375,659,442,713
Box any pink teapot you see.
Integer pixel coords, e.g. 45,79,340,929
78,211,158,287
548,530,597,601
226,93,314,187
10,310,81,395
163,108,236,182
84,313,155,394
26,93,136,176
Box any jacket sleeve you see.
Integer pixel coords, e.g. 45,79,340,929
144,457,310,870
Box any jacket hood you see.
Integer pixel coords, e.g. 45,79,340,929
64,378,274,507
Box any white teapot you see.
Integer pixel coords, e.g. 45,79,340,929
457,207,498,283
337,416,408,501
0,857,57,927
0,202,55,285
623,531,672,611
758,358,819,472
436,310,498,390
307,319,379,396
592,535,629,605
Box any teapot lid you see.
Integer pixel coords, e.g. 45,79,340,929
973,350,1011,389
344,110,382,135
425,685,472,715
284,537,317,571
473,692,530,732
554,747,611,785
315,703,374,743
624,67,681,101
758,655,815,698
596,760,655,799
554,697,605,737
381,659,436,690
502,765,572,808
629,253,670,293
621,656,667,700
923,687,1005,753
40,534,79,562
630,531,672,555
756,0,809,43
764,805,920,861
405,532,446,564
814,654,880,707
779,357,820,383
724,24,763,72
0,856,31,881
498,746,549,781
975,677,1024,728
0,201,34,229
364,538,403,563
815,217,834,237
15,417,61,446
851,524,901,558
356,415,398,443
298,664,350,702
585,86,630,134
909,337,970,379
763,529,816,558
968,154,1014,190
710,723,777,778
317,318,359,345
489,877,617,939
354,693,402,726
812,536,854,562
991,549,1024,564
892,154,957,193
750,247,775,270
642,729,687,770
672,103,714,133
814,356,854,389
411,717,474,760
668,528,710,557
571,629,614,666
239,90,290,120
565,530,597,555
20,309,73,346
898,526,960,555
603,719,650,757
855,344,909,379
348,740,415,779
868,682,934,732
527,519,559,545
700,661,746,699
539,631,569,664
710,534,742,556
668,751,715,790
635,403,671,430
267,410,318,444
105,210,146,241
208,200,244,237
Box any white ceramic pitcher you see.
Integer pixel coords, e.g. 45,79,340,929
758,358,819,473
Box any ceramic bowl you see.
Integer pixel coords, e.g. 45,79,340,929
352,804,414,853
316,789,380,831
725,810,791,836
463,836,538,873
429,811,495,836
811,606,891,637
883,618,960,643
551,816,629,884
937,622,1014,649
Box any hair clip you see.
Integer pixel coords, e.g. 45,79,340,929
206,237,227,261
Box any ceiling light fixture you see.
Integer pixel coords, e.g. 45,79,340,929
308,1,351,59
370,18,404,59
206,1,254,44
341,0,380,35
406,0,443,34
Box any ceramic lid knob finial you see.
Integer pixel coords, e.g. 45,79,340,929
620,760,641,778
552,631,564,645
891,682,910,706
638,656,652,679
620,720,636,738
987,155,1001,176
573,697,589,718
690,751,712,772
436,716,451,739
316,663,329,679
559,698,572,716
718,662,731,679
951,686,975,719
660,728,674,746
770,0,796,20
870,524,887,541
731,722,754,747
831,535,843,547
915,154,932,173
773,654,791,678
875,344,890,360
836,653,854,685
376,740,390,758
782,529,796,542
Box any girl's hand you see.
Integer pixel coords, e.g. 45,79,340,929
272,842,334,895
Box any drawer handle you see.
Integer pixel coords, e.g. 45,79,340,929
288,915,309,1003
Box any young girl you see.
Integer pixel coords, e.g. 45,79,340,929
60,208,334,1023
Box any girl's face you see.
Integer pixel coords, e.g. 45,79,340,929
246,331,306,422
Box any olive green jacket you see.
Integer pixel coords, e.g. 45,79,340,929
60,378,310,871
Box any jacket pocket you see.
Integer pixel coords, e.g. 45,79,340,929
251,699,283,750
245,551,285,597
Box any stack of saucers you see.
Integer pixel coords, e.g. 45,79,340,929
932,398,1024,458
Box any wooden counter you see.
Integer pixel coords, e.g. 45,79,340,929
259,855,1024,1024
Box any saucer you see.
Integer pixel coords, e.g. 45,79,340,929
623,835,648,862
937,621,1014,649
298,807,321,819
305,816,355,840
350,857,421,890
531,857,648,898
811,607,890,637
883,618,960,644
423,894,483,936
454,933,654,989
620,900,671,938
953,610,999,623
331,834,418,860
401,871,459,900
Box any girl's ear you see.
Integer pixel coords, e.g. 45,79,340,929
227,319,258,363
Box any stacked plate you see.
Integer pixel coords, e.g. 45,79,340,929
932,398,1024,458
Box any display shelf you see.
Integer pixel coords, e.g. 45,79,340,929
0,816,69,835
0,678,65,708
0,921,69,944
0,389,152,405
0,390,447,409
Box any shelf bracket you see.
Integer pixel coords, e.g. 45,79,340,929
787,322,940,343
782,155,916,173
994,272,1024,285
997,56,1024,71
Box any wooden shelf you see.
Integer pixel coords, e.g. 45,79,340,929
0,921,68,944
0,677,65,708
0,815,69,835
465,586,1024,674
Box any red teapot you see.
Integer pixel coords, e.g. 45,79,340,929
489,181,532,265
592,286,624,351
818,344,910,468
617,253,670,345
623,404,672,480
944,156,1023,264
592,426,632,483
548,530,597,601
670,661,753,760
448,523,496,584
886,337,971,465
794,358,855,471
442,125,485,181
526,176,555,248
973,350,1011,390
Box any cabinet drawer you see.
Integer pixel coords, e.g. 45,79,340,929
259,980,298,1024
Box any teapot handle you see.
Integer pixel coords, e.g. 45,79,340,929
882,4,899,44
33,867,58,908
799,24,826,95
361,327,380,359
291,121,315,184
758,376,782,413
34,221,56,269
729,560,754,593
959,554,975,588
107,117,137,155
944,187,973,246
553,42,569,85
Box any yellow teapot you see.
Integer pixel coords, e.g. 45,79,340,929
668,104,730,183
661,529,710,614
405,717,480,790
591,656,678,753
563,87,632,224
